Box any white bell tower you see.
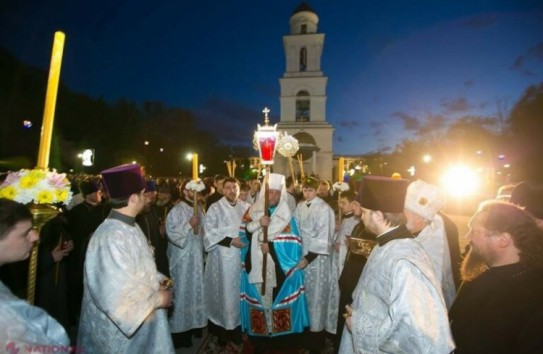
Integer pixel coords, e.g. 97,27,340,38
275,2,334,181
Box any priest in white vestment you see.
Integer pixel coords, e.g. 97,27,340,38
203,177,250,347
339,176,454,354
404,179,457,309
166,179,207,348
293,177,338,352
77,164,174,353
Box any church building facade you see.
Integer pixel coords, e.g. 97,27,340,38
274,2,334,182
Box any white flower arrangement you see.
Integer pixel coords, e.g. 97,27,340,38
0,168,72,205
277,132,299,158
186,179,206,192
332,181,350,192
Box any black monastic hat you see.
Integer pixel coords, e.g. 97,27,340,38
357,176,409,213
79,180,99,196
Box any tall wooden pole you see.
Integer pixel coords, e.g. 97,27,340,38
337,157,345,224
261,167,270,295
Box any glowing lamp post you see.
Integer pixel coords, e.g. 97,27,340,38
254,107,279,295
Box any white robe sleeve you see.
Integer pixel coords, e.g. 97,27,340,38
166,203,192,248
85,227,162,337
351,259,452,353
308,201,335,255
203,202,225,252
0,282,69,349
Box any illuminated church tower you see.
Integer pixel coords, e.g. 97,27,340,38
276,2,334,181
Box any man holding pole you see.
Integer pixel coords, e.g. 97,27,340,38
240,173,309,352
166,179,207,349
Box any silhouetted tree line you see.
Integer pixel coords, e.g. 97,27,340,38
0,47,252,176
381,82,543,186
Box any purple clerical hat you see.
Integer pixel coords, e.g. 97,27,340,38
101,164,146,199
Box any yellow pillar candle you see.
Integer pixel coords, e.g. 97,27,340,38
225,161,232,177
338,157,345,182
37,31,65,169
192,153,198,180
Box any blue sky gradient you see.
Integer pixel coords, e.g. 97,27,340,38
1,0,542,154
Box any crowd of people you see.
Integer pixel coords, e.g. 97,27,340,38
1,162,543,354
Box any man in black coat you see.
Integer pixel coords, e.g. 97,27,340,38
136,180,170,277
205,174,226,211
449,201,543,354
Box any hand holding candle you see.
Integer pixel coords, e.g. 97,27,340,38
186,179,205,234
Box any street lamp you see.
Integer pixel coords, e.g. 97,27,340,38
77,149,95,167
422,154,432,163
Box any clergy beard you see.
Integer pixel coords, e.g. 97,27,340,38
460,247,489,282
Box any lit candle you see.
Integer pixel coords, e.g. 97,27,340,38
225,161,232,177
338,157,344,182
192,153,198,180
37,31,65,169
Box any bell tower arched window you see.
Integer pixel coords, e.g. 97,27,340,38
296,90,310,122
299,47,307,71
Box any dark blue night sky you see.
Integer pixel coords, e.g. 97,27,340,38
1,0,542,154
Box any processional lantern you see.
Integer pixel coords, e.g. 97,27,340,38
254,107,279,165
253,107,280,296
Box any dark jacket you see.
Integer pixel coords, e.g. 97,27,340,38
449,263,543,354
